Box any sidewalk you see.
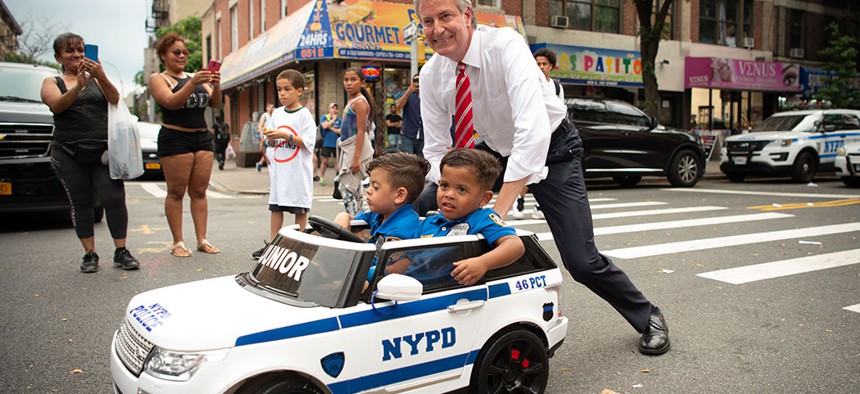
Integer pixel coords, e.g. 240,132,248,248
209,158,724,195
208,160,337,196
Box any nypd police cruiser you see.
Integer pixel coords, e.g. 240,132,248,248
110,216,568,393
720,109,860,183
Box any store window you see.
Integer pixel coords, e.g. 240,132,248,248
549,0,620,33
699,0,753,47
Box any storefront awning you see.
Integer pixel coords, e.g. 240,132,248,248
222,0,524,89
684,57,801,92
531,43,643,88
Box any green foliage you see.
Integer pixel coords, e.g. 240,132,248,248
3,52,60,69
817,22,860,108
154,16,203,72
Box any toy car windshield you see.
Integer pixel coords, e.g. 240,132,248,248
245,228,374,308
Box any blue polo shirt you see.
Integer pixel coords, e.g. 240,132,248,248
419,207,515,245
355,203,420,280
320,115,341,149
401,92,422,139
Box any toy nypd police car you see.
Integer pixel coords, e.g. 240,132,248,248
110,216,568,393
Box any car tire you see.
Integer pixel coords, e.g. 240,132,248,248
667,150,702,187
841,176,860,188
726,172,747,182
791,151,817,183
470,329,549,394
613,175,642,187
237,375,323,394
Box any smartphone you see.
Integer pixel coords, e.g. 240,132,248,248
208,60,221,72
84,44,98,61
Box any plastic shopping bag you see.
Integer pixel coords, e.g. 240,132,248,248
107,100,144,180
225,143,236,160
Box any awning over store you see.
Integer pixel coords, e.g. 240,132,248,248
684,57,801,92
531,43,643,88
222,0,524,90
220,1,315,90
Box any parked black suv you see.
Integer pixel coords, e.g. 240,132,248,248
0,62,102,220
566,97,705,187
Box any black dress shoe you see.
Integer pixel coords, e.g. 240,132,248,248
639,306,670,355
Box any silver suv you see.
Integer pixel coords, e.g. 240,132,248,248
0,62,101,220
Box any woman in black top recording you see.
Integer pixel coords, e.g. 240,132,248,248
40,32,140,273
150,33,222,258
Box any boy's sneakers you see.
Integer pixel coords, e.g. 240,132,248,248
252,241,270,260
256,162,263,172
319,178,325,186
114,248,140,270
508,196,526,219
532,203,545,219
80,252,99,273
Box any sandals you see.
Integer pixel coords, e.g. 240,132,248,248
171,241,192,258
197,240,221,254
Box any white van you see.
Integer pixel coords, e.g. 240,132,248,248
720,109,860,183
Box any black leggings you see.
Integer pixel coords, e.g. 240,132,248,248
51,147,128,239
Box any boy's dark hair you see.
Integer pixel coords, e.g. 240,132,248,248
367,152,430,204
440,149,500,191
276,69,306,89
533,47,557,67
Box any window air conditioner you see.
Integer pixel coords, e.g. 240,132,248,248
550,15,569,29
789,48,805,59
742,37,755,48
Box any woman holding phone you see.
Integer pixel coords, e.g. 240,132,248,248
40,32,140,273
150,32,222,257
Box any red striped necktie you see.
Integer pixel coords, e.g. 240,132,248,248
454,62,475,149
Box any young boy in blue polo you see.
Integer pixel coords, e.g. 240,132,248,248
334,152,430,278
416,149,525,286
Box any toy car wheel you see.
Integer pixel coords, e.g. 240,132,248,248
237,375,323,394
791,151,816,183
668,149,702,187
470,329,549,394
308,215,364,243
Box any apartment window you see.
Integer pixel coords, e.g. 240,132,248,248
216,18,222,59
260,0,267,32
205,35,212,62
476,0,500,7
249,0,255,39
230,5,238,51
549,0,620,33
789,9,803,50
281,0,287,18
652,0,674,40
699,0,753,47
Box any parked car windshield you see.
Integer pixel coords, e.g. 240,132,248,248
751,114,811,133
249,234,361,307
0,65,57,103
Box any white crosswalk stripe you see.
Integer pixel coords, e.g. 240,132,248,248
696,249,860,284
131,182,235,199
844,304,860,314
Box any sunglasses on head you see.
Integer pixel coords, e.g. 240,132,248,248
172,49,190,56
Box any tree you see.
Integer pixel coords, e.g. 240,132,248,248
817,22,860,109
633,0,674,118
5,12,68,68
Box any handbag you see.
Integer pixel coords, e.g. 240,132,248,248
63,139,108,164
107,100,144,180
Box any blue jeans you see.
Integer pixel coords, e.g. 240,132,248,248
400,135,423,157
386,134,401,152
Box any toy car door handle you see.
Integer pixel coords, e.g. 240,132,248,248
448,300,485,313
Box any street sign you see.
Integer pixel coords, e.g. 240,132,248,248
403,22,417,42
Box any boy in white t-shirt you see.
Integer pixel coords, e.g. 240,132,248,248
252,70,316,259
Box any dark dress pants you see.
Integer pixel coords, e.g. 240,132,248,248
414,125,653,333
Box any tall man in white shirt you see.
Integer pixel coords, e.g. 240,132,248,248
413,0,670,355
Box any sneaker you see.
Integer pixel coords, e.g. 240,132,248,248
516,196,525,212
256,162,263,172
80,252,99,273
252,241,270,260
218,160,225,170
532,204,544,219
319,178,325,186
113,248,140,270
313,175,320,181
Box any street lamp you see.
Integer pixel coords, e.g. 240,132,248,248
101,60,125,96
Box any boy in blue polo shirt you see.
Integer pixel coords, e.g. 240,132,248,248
334,152,430,278
416,149,525,286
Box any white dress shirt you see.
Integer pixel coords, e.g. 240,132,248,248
420,25,567,185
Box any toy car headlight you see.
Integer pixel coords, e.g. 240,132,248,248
144,347,229,381
836,146,847,156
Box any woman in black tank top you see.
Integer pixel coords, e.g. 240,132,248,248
150,33,223,258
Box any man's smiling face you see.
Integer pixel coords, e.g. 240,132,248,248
418,0,473,62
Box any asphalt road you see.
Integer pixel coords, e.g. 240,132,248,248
1,174,858,393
